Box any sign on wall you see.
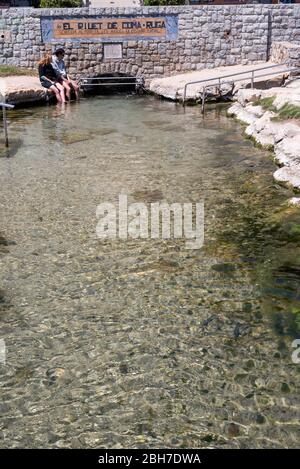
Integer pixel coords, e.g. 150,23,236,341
41,15,178,43
103,43,123,59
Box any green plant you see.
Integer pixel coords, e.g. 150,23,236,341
39,0,82,7
252,95,300,121
143,0,185,5
252,96,276,112
276,103,300,120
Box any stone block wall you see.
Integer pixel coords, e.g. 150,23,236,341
0,5,300,83
270,41,300,69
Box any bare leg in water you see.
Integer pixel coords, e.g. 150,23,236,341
54,82,66,104
49,84,62,104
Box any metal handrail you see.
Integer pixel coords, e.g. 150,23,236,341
81,83,138,86
80,77,136,81
0,102,14,109
182,63,297,104
198,67,300,114
79,76,139,86
1,102,15,148
79,76,145,93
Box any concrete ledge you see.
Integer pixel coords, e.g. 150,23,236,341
0,76,46,105
149,63,290,101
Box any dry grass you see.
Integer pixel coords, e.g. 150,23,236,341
0,65,36,78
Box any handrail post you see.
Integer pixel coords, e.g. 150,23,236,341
201,87,206,115
2,106,8,148
1,102,15,149
251,70,254,89
183,84,187,105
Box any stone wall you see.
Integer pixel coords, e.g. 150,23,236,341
0,5,300,83
270,41,300,69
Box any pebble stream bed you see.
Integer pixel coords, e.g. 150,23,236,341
0,96,299,448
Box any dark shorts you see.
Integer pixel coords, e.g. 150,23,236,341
40,78,62,89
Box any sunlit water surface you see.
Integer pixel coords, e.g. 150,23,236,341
0,96,300,448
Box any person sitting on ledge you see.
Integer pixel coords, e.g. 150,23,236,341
38,54,66,104
52,48,80,101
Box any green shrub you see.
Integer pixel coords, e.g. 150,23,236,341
39,0,82,7
143,0,185,5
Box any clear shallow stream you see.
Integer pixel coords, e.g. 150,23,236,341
0,96,300,448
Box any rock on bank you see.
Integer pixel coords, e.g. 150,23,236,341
227,79,300,191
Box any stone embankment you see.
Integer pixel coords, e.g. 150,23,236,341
227,79,300,192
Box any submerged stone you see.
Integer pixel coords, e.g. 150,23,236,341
281,382,291,393
227,423,240,438
211,263,236,273
256,413,266,425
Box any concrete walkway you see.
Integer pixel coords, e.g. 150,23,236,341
0,76,45,105
149,62,291,101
